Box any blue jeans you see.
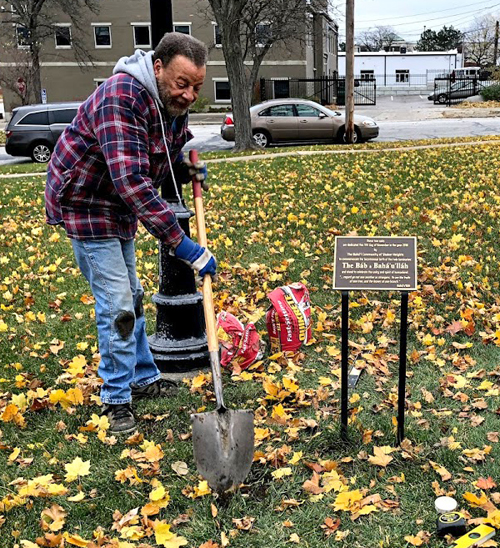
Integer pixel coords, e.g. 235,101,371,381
71,238,160,404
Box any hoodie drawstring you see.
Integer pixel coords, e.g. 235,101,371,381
156,100,183,205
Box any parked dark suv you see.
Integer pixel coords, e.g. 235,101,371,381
5,102,80,163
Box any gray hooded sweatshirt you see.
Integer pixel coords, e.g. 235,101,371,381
113,49,162,105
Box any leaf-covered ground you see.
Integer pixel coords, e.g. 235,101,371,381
2,139,500,548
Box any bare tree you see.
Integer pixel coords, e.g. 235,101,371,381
205,0,334,151
0,0,99,105
357,25,399,52
0,45,38,105
464,15,497,67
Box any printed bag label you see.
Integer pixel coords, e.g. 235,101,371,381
266,283,312,352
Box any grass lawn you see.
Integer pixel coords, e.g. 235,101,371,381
1,139,500,548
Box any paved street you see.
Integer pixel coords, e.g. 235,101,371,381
184,116,500,152
2,95,500,163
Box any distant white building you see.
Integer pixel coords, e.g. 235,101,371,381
338,50,463,91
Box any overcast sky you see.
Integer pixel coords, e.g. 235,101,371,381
335,0,500,41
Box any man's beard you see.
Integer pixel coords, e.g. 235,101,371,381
158,82,190,117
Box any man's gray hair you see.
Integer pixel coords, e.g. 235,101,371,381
153,32,208,68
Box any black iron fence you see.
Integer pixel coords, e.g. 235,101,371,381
259,77,376,106
432,77,493,106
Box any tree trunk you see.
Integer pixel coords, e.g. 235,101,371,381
31,44,42,104
208,0,258,152
225,54,256,151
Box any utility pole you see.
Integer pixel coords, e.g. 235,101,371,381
345,0,355,143
494,20,499,67
150,0,173,47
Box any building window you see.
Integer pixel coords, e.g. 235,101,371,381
213,24,222,46
54,25,71,48
132,24,151,48
360,70,374,81
214,80,231,102
16,25,30,48
273,80,289,99
395,69,409,83
93,24,112,48
256,22,272,46
174,23,191,35
94,78,107,88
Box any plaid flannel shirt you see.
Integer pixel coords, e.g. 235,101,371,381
45,73,192,246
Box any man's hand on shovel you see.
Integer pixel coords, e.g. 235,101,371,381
173,235,217,280
183,156,209,191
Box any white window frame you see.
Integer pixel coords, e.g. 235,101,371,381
173,22,192,35
92,23,112,49
272,78,290,99
255,21,272,48
131,23,151,48
212,22,222,48
395,69,409,83
213,78,231,103
360,70,374,81
54,23,72,49
94,78,107,88
15,24,30,49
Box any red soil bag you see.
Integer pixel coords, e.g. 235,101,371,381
266,283,312,352
216,311,262,371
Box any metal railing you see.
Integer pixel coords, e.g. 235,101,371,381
259,76,376,106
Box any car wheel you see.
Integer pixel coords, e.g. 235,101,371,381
337,125,362,144
252,130,271,148
437,94,448,104
30,142,52,163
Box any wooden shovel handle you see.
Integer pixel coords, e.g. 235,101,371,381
190,150,218,354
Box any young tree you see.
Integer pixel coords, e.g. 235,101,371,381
357,25,399,52
0,0,99,105
464,15,497,67
0,46,37,105
206,0,334,151
416,26,463,52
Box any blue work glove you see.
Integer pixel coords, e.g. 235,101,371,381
173,153,209,190
174,235,217,278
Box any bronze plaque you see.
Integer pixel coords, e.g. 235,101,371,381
333,236,417,291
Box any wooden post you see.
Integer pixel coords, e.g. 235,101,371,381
494,21,499,67
345,0,355,143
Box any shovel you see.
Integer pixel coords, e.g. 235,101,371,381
189,150,254,493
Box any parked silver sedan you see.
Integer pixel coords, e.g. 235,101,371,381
220,98,379,147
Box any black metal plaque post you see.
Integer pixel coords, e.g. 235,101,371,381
341,291,349,440
334,236,417,444
397,291,409,444
147,1,209,375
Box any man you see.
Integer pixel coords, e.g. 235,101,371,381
45,32,216,435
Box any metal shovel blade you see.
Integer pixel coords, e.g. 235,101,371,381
191,407,254,493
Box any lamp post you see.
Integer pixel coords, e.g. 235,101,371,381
147,0,209,376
